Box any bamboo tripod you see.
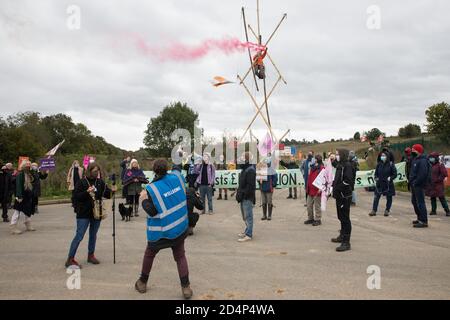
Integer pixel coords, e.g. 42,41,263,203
238,0,289,150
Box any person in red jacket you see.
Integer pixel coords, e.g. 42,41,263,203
304,155,325,226
425,152,449,216
253,47,268,79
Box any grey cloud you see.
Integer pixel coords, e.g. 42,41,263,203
1,0,449,150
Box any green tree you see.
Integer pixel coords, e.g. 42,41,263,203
353,132,361,141
426,102,450,143
364,128,385,141
398,123,421,138
143,102,199,157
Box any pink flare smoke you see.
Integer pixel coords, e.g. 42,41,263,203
135,36,266,62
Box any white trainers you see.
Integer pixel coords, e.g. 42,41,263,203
237,233,246,238
238,235,252,242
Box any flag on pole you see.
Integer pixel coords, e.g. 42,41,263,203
46,140,65,157
258,133,274,156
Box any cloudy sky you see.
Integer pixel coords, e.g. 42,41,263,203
1,0,449,151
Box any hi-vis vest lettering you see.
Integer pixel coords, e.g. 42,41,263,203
145,172,188,242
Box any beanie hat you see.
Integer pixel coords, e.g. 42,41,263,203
412,144,424,154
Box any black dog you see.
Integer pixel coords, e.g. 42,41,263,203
119,203,132,222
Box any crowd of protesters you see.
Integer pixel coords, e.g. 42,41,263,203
1,141,448,300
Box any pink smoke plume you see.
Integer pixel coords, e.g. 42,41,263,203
134,35,266,62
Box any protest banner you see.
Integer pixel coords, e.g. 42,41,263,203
18,156,29,170
144,162,408,190
39,157,56,171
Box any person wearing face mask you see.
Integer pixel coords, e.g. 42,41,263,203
258,156,278,221
331,149,355,252
236,152,256,242
65,163,116,268
305,155,325,226
409,144,430,228
10,160,36,235
183,155,201,189
369,152,397,217
195,154,215,214
67,160,84,212
425,152,449,216
216,155,228,200
0,164,14,222
123,159,149,217
30,162,48,214
301,151,315,206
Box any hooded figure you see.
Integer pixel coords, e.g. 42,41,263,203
425,152,449,215
331,149,355,252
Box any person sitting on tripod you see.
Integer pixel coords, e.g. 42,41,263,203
123,159,148,217
253,47,268,80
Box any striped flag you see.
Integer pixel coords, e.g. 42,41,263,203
45,140,65,157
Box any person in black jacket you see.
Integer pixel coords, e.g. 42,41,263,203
409,144,430,228
280,156,299,199
331,149,355,252
369,152,397,217
402,147,412,191
186,187,204,235
236,152,256,242
65,163,115,268
120,156,131,199
30,163,48,214
0,165,13,222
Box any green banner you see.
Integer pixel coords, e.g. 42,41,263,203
143,162,407,190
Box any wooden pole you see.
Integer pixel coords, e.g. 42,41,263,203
237,75,277,141
257,0,261,41
242,7,259,91
238,76,282,142
263,77,271,127
266,13,287,46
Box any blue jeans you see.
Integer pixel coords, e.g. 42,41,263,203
68,218,101,258
199,185,213,212
411,187,428,223
240,200,254,238
372,193,393,212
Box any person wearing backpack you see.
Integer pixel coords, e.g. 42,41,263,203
369,152,397,217
425,152,449,216
409,144,430,228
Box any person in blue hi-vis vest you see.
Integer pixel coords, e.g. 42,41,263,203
134,159,193,299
